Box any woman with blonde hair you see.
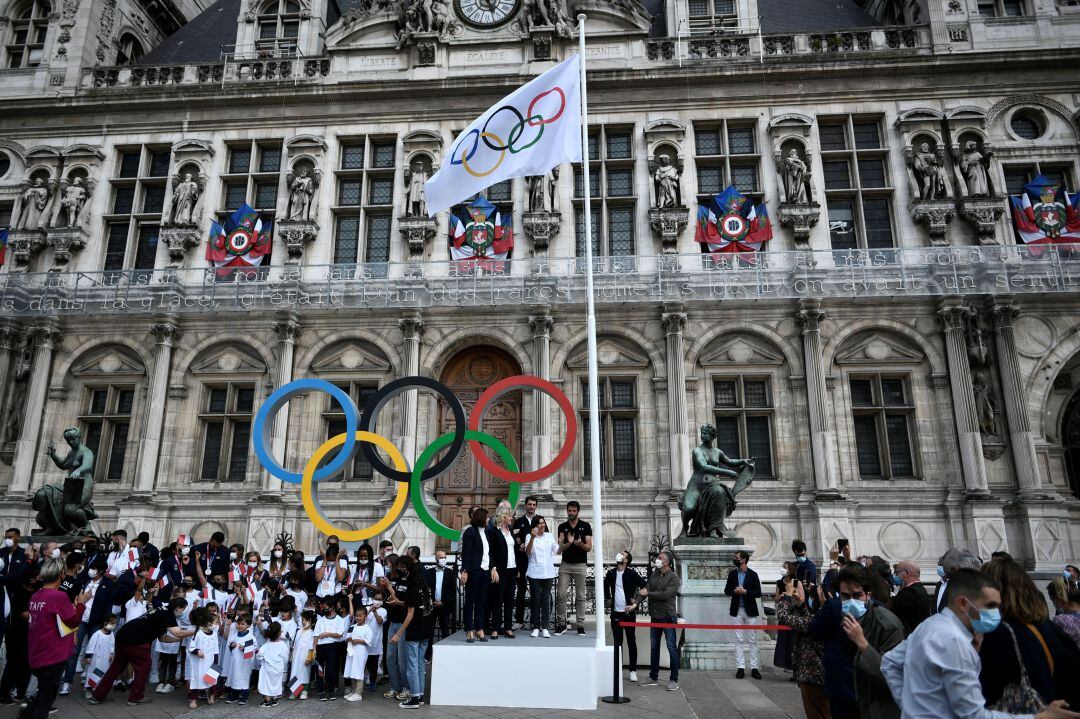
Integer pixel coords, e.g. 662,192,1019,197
488,504,518,640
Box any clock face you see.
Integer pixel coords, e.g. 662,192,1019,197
455,0,521,28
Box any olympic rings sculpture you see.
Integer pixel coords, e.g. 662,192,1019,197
450,86,568,179
251,375,577,542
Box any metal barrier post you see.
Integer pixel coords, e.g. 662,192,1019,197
601,622,630,704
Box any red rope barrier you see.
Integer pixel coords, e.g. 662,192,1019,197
617,621,791,631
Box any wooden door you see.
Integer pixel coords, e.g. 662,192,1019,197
436,347,522,546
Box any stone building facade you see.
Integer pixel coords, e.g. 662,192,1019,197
0,0,1078,573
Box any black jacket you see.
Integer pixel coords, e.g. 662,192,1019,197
604,567,646,615
724,567,762,618
190,543,229,579
891,582,932,636
423,566,458,611
511,515,534,568
460,525,501,574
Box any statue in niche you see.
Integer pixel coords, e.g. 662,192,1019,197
911,142,949,200
678,424,755,538
527,167,559,213
33,427,98,536
286,167,320,221
404,159,429,217
652,154,681,209
57,177,89,228
972,377,999,437
779,148,810,204
959,140,991,198
169,172,203,226
16,177,52,230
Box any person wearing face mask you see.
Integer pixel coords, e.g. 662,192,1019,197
881,568,1080,719
792,539,818,596
61,556,113,695
638,551,681,691
106,530,133,581
0,560,38,706
0,528,26,577
891,561,931,637
315,543,349,600
724,550,763,680
136,533,159,567
424,550,457,646
604,549,645,683
934,548,983,614
190,532,228,581
350,543,384,608
1065,565,1080,593
266,543,288,581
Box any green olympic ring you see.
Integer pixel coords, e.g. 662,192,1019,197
506,115,545,154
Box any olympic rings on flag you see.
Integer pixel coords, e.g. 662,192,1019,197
459,132,506,178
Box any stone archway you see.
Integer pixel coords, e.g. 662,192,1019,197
1062,391,1080,500
436,346,522,547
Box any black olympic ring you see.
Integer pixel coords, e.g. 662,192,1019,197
358,376,467,484
481,105,526,152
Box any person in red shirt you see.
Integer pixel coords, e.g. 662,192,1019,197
24,556,91,719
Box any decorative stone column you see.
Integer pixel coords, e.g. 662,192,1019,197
7,323,59,497
661,306,689,491
398,311,425,466
796,299,839,495
132,318,179,497
936,299,988,494
988,300,1041,493
529,310,554,497
264,316,301,498
0,322,19,424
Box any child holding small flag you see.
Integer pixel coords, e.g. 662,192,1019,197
224,614,256,705
344,601,372,702
82,613,116,699
364,590,387,692
314,598,346,700
257,621,289,707
186,608,219,708
289,610,317,700
153,587,184,693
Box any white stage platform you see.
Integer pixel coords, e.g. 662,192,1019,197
429,630,616,710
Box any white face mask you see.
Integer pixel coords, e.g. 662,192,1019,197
103,623,116,632
247,561,258,569
615,554,625,564
50,548,61,559
87,568,99,579
3,538,13,548
384,547,394,556
273,551,283,559
437,558,447,568
372,600,383,607
229,553,237,562
181,547,190,556
653,559,664,569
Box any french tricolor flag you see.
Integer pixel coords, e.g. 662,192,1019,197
243,638,256,660
202,663,222,685
229,567,240,583
289,676,304,697
127,547,139,564
87,667,105,689
201,586,212,601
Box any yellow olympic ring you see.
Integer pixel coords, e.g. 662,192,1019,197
301,431,409,542
460,131,506,178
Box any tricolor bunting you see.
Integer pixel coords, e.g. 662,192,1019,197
1010,174,1080,245
424,54,581,215
695,185,773,255
0,227,8,268
449,196,514,271
206,203,273,277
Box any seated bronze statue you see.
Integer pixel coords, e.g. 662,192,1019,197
32,427,98,536
679,424,755,538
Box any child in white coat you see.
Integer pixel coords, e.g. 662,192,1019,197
289,610,316,700
82,613,117,699
224,614,256,705
343,602,372,702
186,608,219,709
257,622,289,707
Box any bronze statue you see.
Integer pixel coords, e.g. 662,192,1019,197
32,427,98,536
679,424,755,538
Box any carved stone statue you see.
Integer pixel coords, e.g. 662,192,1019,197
527,167,559,213
911,142,948,200
781,148,809,203
57,177,89,228
33,427,98,536
404,160,429,217
679,424,755,538
431,0,451,35
170,172,203,226
652,154,681,209
522,0,572,37
16,178,52,230
959,140,990,198
286,168,319,221
972,378,998,437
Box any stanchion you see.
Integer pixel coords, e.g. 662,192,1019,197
601,624,631,704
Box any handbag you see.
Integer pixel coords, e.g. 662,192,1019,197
989,623,1047,714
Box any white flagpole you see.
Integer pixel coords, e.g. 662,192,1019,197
578,13,606,654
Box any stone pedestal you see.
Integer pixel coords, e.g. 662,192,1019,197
6,229,47,271
45,226,89,271
910,199,957,246
648,207,688,254
777,202,821,249
398,216,436,259
522,211,561,253
277,219,319,264
160,226,200,268
958,197,1005,245
674,537,756,671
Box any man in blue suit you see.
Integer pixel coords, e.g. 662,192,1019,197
723,550,762,679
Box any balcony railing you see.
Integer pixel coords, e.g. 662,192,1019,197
3,244,1079,317
86,56,332,90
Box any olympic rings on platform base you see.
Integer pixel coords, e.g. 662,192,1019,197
301,431,410,542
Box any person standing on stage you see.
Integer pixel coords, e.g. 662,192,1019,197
556,501,592,636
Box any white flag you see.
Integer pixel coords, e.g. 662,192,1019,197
425,54,582,216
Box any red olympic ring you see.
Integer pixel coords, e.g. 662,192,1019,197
468,374,577,484
527,86,566,127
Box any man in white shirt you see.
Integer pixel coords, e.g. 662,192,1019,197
106,530,133,580
512,496,539,628
880,568,1080,719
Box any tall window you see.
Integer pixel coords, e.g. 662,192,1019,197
80,386,134,482
580,377,637,480
323,382,377,479
115,33,144,65
199,384,255,481
1003,163,1074,195
6,0,50,68
977,0,1025,16
818,116,894,252
104,146,171,275
332,136,396,277
687,0,737,32
694,121,761,202
713,377,774,477
574,127,635,271
849,375,915,479
257,0,301,55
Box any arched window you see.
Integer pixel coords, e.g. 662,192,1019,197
6,0,51,69
257,0,301,56
115,33,144,66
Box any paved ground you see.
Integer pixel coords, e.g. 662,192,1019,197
30,666,805,718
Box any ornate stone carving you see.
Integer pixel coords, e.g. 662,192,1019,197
277,219,320,264
55,176,93,228
905,142,950,201
273,318,302,343
520,0,573,38
796,301,826,332
532,32,552,61
96,0,118,62
777,203,821,249
952,140,993,198
15,177,54,231
398,315,425,339
910,199,957,246
398,216,436,258
46,227,89,271
958,197,1005,245
522,212,561,252
527,168,559,213
169,172,204,226
651,153,682,209
286,168,320,222
150,321,179,345
649,207,689,254
6,230,47,272
528,313,553,337
661,311,687,334
159,226,200,268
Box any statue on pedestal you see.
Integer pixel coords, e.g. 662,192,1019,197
16,177,52,230
404,160,429,217
781,149,809,204
679,424,755,538
170,172,203,226
32,427,98,536
959,140,990,198
652,154,682,209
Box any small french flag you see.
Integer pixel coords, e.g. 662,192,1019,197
244,585,257,603
87,667,105,689
157,572,171,590
289,676,304,697
243,638,256,660
177,534,189,547
202,663,222,685
228,567,240,583
201,586,212,601
145,563,163,582
127,547,139,564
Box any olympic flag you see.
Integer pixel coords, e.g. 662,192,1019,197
424,54,582,215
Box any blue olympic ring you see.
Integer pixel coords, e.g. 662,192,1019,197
449,128,481,166
252,378,358,485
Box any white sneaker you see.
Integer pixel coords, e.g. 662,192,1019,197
300,691,308,700
542,629,551,638
344,693,359,702
58,684,70,697
630,671,638,682
163,684,175,694
531,629,540,638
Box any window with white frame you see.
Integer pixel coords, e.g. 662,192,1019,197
332,137,396,276
818,115,895,252
80,386,135,482
6,0,50,69
574,127,635,270
687,0,737,32
849,374,916,479
257,0,301,56
199,383,255,481
104,146,171,275
580,377,638,480
712,376,774,477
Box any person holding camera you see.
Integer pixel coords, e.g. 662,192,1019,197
725,550,762,679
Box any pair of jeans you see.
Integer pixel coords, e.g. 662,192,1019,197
315,644,339,694
493,567,517,633
63,621,94,684
20,661,64,719
91,641,152,702
385,622,407,692
404,639,428,698
556,562,588,629
529,577,553,630
611,611,638,668
463,571,490,632
649,615,679,682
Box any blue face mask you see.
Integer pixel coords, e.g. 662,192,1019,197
1065,570,1073,580
842,598,867,619
936,565,946,579
891,574,903,587
970,606,1001,634
796,555,806,563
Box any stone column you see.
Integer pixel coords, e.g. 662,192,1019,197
0,322,19,425
132,319,179,497
936,299,988,494
264,317,301,497
661,307,689,491
796,299,839,495
398,311,424,466
988,300,1042,493
7,323,59,497
529,310,554,497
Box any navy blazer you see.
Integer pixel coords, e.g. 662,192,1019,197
809,595,858,702
84,576,117,628
190,543,229,578
460,525,500,574
795,557,818,587
723,567,762,618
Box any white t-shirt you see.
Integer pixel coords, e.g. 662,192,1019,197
527,533,558,580
315,559,347,597
314,614,346,646
613,570,627,612
81,577,102,622
479,529,490,572
285,587,308,610
106,547,133,578
125,597,148,623
500,528,516,570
